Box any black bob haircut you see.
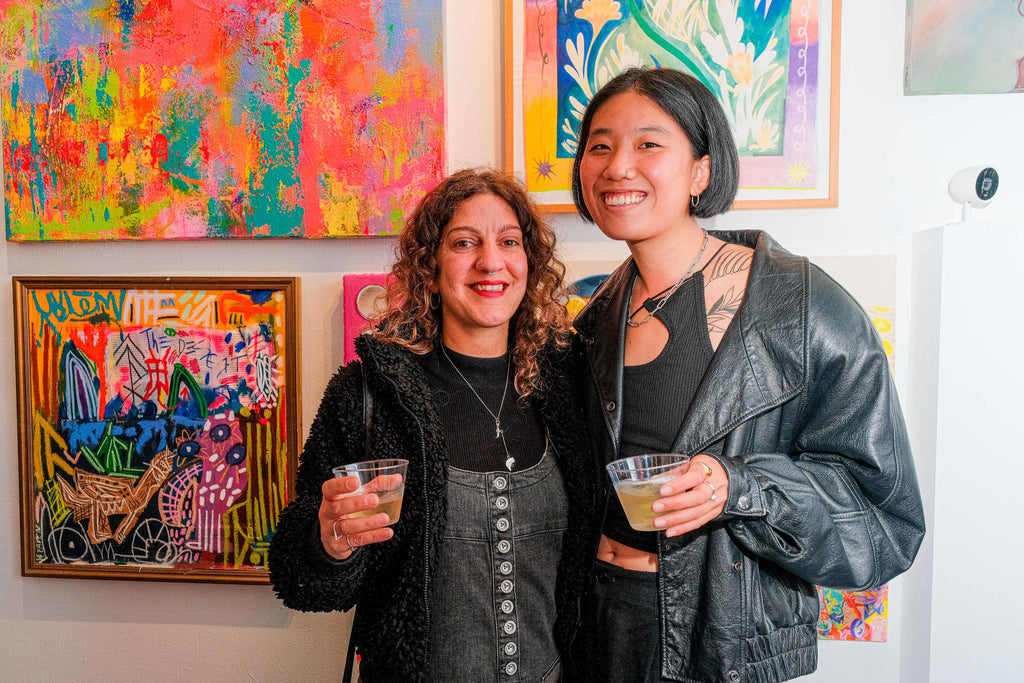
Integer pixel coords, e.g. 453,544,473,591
570,67,740,220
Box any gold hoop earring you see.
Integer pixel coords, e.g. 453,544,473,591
690,193,701,208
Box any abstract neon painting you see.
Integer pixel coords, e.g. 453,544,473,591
1,1,444,240
13,277,300,583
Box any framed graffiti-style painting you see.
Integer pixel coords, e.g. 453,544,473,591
505,0,841,210
13,277,300,583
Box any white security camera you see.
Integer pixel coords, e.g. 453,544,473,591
948,166,999,222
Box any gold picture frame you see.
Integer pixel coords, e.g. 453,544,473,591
13,277,301,583
504,0,842,211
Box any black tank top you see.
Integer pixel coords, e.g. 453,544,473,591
604,262,718,551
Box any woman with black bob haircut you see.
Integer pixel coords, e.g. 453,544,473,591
269,168,595,681
571,66,739,220
569,67,925,682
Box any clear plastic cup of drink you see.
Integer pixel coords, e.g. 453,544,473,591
605,453,691,531
332,458,409,525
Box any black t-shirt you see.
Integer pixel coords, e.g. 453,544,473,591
417,345,546,473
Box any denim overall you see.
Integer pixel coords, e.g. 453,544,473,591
427,448,568,681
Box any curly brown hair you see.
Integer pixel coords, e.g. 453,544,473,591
372,168,572,398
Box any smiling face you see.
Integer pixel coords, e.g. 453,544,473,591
433,193,529,355
578,91,710,248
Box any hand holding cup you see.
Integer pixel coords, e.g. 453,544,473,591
319,459,408,561
649,455,728,537
606,453,727,536
606,453,692,531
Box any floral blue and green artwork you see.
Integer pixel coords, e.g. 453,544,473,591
507,0,839,208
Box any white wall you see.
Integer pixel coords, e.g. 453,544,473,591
905,224,1024,683
1,1,1021,680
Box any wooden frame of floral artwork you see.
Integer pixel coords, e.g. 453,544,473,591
504,0,842,211
13,277,300,583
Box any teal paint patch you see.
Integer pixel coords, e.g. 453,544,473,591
248,96,304,237
161,89,206,194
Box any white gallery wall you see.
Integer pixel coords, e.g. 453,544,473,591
1,1,1021,680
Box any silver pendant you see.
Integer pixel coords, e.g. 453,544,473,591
495,419,502,439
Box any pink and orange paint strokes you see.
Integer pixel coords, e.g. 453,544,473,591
1,1,445,240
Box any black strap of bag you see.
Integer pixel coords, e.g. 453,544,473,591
343,366,374,682
343,610,357,682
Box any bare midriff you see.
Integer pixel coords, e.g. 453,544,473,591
597,534,658,572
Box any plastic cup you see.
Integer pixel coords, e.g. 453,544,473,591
605,453,691,531
332,458,409,525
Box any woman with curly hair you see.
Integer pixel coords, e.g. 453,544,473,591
269,168,596,681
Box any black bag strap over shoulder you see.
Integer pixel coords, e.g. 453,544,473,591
343,366,373,682
343,620,357,682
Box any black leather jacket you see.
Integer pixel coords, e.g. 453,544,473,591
573,231,925,683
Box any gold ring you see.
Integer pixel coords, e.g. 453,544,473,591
699,461,713,479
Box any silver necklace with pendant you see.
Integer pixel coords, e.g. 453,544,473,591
627,229,710,327
440,343,515,471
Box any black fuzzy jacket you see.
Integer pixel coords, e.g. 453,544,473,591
268,333,596,681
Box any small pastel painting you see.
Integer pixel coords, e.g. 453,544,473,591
905,0,1024,95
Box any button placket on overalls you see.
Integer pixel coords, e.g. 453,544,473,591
490,473,520,678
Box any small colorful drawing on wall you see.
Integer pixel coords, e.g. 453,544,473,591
905,0,1024,95
506,0,841,209
868,305,896,376
13,277,300,583
817,584,889,641
817,303,893,641
564,256,624,319
1,1,445,241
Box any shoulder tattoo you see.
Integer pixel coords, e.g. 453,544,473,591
707,287,744,335
705,246,753,284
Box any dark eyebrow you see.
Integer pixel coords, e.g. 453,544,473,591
589,124,672,137
445,225,522,237
442,226,477,240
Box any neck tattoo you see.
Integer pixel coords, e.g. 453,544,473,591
627,229,710,328
440,343,516,471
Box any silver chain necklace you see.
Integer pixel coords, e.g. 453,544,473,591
440,343,515,470
627,229,710,328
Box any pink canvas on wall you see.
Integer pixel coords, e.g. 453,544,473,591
343,273,388,364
